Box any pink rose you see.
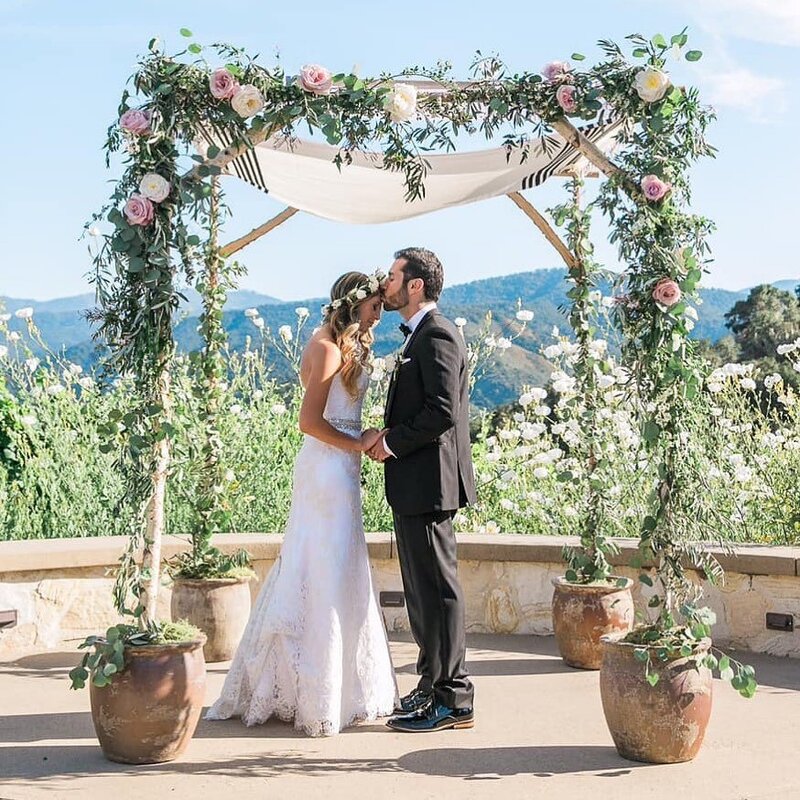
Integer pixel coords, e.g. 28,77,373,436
124,194,155,227
556,84,577,114
119,109,151,136
652,278,682,308
641,174,671,202
299,64,333,95
210,68,240,100
542,61,571,83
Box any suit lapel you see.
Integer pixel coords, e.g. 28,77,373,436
385,311,436,424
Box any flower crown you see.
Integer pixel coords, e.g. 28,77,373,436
321,270,386,317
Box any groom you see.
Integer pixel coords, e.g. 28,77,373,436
368,247,476,733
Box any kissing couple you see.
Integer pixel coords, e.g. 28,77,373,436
207,247,477,735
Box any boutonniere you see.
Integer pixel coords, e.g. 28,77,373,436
385,353,411,383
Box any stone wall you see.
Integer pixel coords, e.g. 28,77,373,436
1,534,799,658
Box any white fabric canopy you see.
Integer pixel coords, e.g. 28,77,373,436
201,115,621,224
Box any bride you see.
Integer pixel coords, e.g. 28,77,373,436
206,270,398,736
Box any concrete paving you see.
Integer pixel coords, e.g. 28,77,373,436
1,633,798,800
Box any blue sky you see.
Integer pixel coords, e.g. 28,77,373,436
1,0,798,301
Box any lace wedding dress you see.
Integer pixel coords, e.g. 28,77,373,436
206,372,398,736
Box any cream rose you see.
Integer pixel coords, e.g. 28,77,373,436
231,85,265,118
634,68,670,103
384,83,417,123
139,173,171,203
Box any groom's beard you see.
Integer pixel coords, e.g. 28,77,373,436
382,284,409,312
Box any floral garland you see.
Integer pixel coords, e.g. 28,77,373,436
321,270,386,317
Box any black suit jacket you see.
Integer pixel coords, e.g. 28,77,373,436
383,310,477,515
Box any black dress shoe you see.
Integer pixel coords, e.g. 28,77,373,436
393,689,433,715
387,703,474,733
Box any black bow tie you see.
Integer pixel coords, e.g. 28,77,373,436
399,323,412,337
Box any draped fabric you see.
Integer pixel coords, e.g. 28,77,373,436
196,114,622,224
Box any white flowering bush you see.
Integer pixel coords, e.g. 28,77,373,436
2,310,800,548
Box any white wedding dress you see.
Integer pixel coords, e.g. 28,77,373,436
206,372,398,736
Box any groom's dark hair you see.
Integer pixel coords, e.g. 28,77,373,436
394,247,444,302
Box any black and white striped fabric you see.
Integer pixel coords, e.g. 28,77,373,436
196,113,622,224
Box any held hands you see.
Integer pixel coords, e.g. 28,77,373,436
360,428,391,462
360,428,384,453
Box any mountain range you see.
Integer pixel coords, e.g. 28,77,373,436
3,271,797,407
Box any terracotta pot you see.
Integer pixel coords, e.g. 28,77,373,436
551,576,634,669
90,637,207,764
171,576,252,662
599,634,713,763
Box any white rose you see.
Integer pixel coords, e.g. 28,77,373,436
25,357,40,371
634,68,670,103
734,466,753,483
244,308,259,318
516,309,534,322
230,404,243,415
78,377,94,389
496,337,512,350
21,414,37,426
534,405,551,416
383,354,397,371
15,307,33,320
454,317,467,328
518,392,534,407
253,317,265,329
88,225,101,237
777,342,797,355
384,82,417,123
740,377,756,391
369,404,385,417
0,345,7,358
295,307,309,319
139,173,171,203
533,466,549,479
0,313,10,322
46,384,65,396
271,402,287,415
764,374,782,389
354,289,367,301
231,84,265,118
253,389,264,401
500,498,515,511
8,332,20,342
484,521,500,534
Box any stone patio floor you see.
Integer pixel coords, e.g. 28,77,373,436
1,633,799,800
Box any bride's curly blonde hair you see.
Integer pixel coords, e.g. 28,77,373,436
323,271,380,399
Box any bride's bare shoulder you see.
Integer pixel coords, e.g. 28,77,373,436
301,327,342,372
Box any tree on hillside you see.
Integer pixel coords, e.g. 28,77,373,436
725,285,800,361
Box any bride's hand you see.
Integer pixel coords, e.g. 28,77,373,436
360,428,383,452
